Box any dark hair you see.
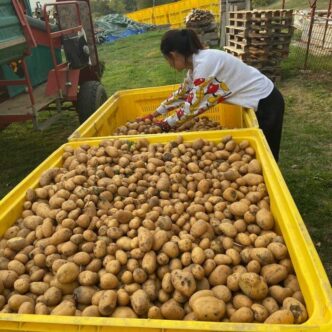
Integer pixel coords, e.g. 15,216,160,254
160,29,204,58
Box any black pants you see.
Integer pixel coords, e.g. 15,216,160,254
256,86,285,162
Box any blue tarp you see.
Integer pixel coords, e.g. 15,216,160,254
95,13,155,44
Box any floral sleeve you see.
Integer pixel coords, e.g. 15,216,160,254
156,74,192,115
163,77,232,128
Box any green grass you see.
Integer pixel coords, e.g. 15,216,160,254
277,72,332,279
98,31,184,94
281,45,332,77
0,31,331,281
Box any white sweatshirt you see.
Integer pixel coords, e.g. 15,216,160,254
157,49,274,127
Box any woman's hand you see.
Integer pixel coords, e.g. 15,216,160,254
136,114,154,122
154,120,171,132
137,111,161,122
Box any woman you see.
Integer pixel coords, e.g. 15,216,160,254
142,29,285,161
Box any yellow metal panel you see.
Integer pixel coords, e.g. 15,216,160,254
0,129,331,331
126,0,220,28
68,85,257,141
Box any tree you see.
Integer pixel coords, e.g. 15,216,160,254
124,0,137,12
109,0,126,13
90,0,112,16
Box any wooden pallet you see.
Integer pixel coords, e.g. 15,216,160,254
244,58,281,67
229,9,293,20
226,25,294,38
227,18,293,30
227,39,290,52
224,46,287,61
227,34,292,46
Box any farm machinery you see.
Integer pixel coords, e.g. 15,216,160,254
0,0,107,130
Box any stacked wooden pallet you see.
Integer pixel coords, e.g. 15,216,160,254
224,10,293,82
186,9,219,47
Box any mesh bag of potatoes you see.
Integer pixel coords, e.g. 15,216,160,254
113,116,222,136
0,135,307,324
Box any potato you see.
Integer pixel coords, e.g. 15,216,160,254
239,272,268,300
292,291,305,305
242,173,264,186
269,286,293,304
227,272,242,292
6,237,27,251
8,294,34,311
282,297,308,323
96,271,118,289
23,216,43,230
131,289,150,316
192,296,225,321
162,272,174,293
148,306,163,319
261,264,288,285
14,278,30,294
191,247,205,265
190,220,208,238
219,223,237,238
230,307,254,322
116,210,133,224
8,259,25,275
39,168,59,186
209,265,232,286
262,297,279,314
161,299,185,320
156,177,170,192
81,305,100,317
51,300,76,316
188,290,214,309
138,228,153,253
264,309,294,324
267,242,288,260
184,312,197,320
99,290,117,316
256,209,274,230
79,271,99,286
171,270,196,297
212,285,232,303
74,286,96,305
162,242,179,258
30,282,49,295
250,248,275,265
251,303,269,322
284,275,300,292
226,248,241,265
153,230,169,251
35,302,50,315
142,251,157,275
57,262,80,284
18,301,35,314
112,306,138,318
229,202,249,217
248,159,262,174
43,287,62,306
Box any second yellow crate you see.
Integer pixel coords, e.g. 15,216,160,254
68,84,258,141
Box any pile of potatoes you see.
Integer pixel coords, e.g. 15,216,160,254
113,116,222,135
0,135,308,324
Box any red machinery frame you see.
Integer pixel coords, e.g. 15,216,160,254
0,0,37,113
0,0,103,129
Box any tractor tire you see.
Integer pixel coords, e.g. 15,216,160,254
77,81,107,124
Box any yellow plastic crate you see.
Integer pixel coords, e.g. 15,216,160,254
68,84,258,141
0,129,331,331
